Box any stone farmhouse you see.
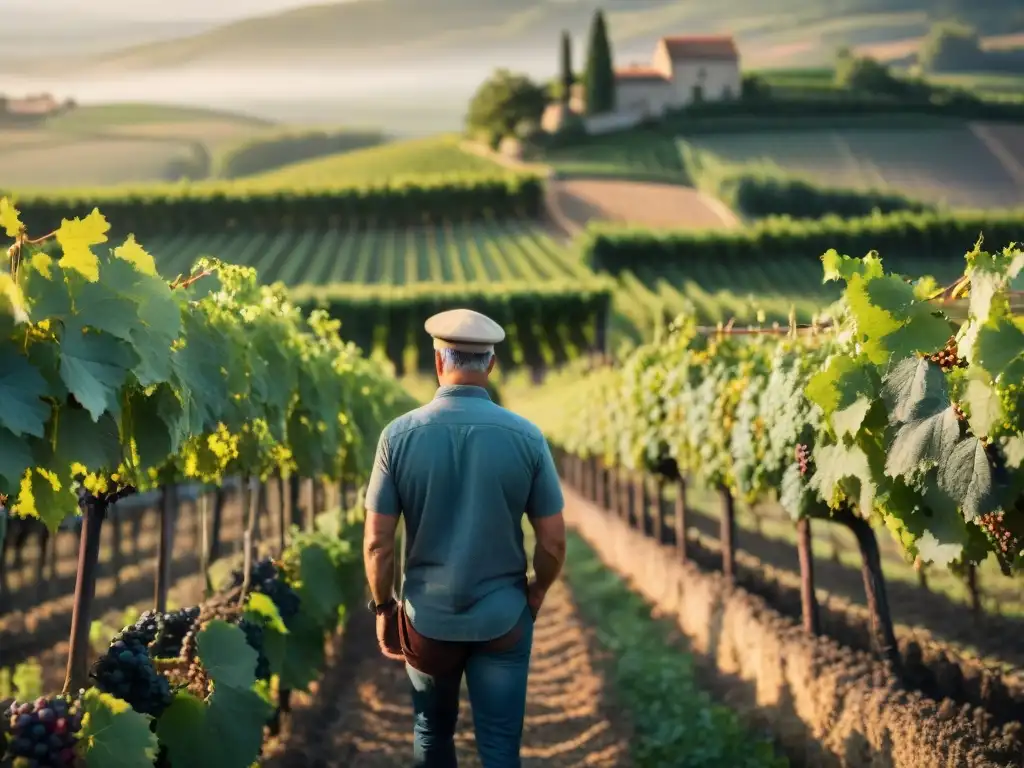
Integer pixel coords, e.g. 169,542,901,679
543,34,742,135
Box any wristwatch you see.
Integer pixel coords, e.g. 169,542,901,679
367,597,397,615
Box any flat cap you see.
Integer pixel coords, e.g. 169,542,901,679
425,308,505,353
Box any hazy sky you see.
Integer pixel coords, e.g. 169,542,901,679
7,0,356,21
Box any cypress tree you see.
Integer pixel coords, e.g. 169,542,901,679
584,9,615,115
559,30,573,105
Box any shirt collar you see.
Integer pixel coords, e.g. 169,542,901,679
434,384,492,401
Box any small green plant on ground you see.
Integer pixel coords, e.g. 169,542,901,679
562,533,788,768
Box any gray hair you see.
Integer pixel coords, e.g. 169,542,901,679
438,348,493,372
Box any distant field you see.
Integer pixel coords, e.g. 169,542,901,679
45,103,271,131
0,137,204,188
0,102,274,188
685,123,1024,209
543,131,686,183
135,219,590,287
551,179,739,230
249,134,503,186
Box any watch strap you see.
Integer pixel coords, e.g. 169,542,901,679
368,597,397,615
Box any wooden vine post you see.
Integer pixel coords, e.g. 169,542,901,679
277,473,288,553
154,484,178,613
653,477,665,544
832,505,902,674
64,485,136,693
637,474,650,535
675,477,688,561
718,485,736,582
796,517,820,635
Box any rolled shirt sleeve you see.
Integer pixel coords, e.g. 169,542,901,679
365,430,400,516
525,440,564,519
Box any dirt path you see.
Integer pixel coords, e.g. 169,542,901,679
551,178,740,231
271,579,631,767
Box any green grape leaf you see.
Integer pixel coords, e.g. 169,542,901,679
70,275,142,342
297,542,345,628
881,311,952,361
1003,436,1024,469
78,688,158,768
881,357,948,424
963,377,1002,437
156,687,272,768
0,428,32,491
59,324,137,421
0,346,51,437
968,269,1000,325
55,208,109,282
244,592,287,635
832,398,873,439
845,274,901,349
20,255,72,322
130,324,175,388
821,249,883,282
810,442,876,513
154,693,206,768
203,685,274,768
974,317,1024,378
54,408,121,473
937,437,996,521
263,610,325,691
12,467,77,532
128,385,182,471
195,620,258,690
805,355,876,416
172,313,230,429
0,197,23,237
885,407,960,480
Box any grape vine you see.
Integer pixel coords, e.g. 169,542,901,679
551,244,1023,575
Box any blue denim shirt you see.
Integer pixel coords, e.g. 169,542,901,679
364,384,564,642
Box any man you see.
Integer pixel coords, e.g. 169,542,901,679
363,308,567,768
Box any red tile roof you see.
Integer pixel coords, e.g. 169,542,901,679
614,67,668,82
660,35,738,61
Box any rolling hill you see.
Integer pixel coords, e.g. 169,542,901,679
27,0,1024,75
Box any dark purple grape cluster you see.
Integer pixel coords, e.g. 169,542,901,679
237,618,271,680
231,558,301,626
927,336,968,371
90,632,172,717
795,443,812,477
150,606,200,659
115,610,161,648
3,695,82,767
976,511,1020,557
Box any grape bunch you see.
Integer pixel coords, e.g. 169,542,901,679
3,695,82,767
232,558,301,626
795,443,813,477
150,606,200,659
952,403,967,422
927,336,968,371
237,618,271,680
116,610,161,648
976,511,1021,559
91,631,172,717
180,595,243,697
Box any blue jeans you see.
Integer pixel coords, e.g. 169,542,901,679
406,607,534,767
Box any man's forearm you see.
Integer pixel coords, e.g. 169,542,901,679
364,539,396,605
531,539,565,592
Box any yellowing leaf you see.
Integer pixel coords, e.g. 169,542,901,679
0,198,23,238
0,273,28,324
114,234,157,276
56,208,110,282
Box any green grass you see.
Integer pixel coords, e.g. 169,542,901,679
134,219,590,287
928,71,1024,96
543,130,688,183
248,135,504,185
684,123,1024,210
46,103,271,131
562,532,788,767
